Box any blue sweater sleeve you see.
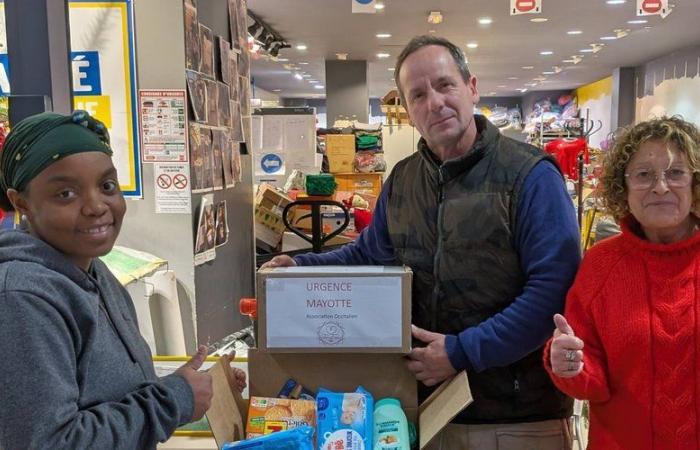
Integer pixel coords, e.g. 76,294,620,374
444,160,581,373
293,184,396,266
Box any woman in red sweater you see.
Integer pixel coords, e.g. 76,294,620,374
545,116,700,450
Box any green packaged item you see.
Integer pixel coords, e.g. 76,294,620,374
306,174,337,196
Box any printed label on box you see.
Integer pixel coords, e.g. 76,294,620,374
265,276,403,348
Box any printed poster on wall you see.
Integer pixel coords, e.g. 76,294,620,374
154,163,191,214
139,90,187,162
0,0,142,197
69,0,142,197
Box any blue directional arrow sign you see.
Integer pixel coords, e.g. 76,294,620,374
261,153,283,174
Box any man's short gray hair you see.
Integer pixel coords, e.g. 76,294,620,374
394,35,472,105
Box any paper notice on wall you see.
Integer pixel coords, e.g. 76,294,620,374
139,90,188,162
510,0,542,15
154,163,191,214
261,115,284,151
265,276,403,349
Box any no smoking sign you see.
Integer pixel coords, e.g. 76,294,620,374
511,0,542,15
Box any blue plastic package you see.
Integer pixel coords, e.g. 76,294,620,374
316,386,374,450
222,425,315,450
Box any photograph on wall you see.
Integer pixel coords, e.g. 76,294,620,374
241,116,252,147
200,126,214,191
232,139,242,182
205,79,219,127
188,123,206,192
218,37,232,85
230,100,244,142
184,3,200,72
185,70,207,123
194,195,216,265
238,46,250,79
228,51,239,101
185,0,197,6
220,131,235,188
239,76,251,117
235,0,249,50
199,24,215,78
215,200,229,247
211,129,225,190
228,0,241,50
218,82,232,128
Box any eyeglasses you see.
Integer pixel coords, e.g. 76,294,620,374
624,167,693,190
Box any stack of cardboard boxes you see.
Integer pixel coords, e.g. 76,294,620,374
254,183,295,251
207,266,473,449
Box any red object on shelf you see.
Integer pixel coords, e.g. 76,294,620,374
354,208,372,233
239,297,257,320
544,138,589,180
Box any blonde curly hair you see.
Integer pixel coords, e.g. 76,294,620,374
601,116,700,221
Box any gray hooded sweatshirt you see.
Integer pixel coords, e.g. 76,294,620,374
0,230,194,449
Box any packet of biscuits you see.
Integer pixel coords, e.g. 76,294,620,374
245,397,317,439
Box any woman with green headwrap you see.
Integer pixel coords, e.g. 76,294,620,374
0,111,231,449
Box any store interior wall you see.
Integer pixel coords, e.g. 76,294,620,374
576,77,613,149
325,60,369,125
124,0,198,353
635,44,700,125
192,0,256,348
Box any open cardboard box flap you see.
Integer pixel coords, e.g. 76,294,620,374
207,351,472,449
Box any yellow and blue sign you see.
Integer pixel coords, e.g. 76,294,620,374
0,0,141,197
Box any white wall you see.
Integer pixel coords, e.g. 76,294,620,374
636,76,700,125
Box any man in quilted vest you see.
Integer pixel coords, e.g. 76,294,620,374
265,35,580,450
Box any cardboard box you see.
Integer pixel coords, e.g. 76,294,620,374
207,355,472,449
257,266,412,353
326,134,356,173
246,396,316,438
254,184,296,248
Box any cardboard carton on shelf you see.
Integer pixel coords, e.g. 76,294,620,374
206,266,473,449
254,184,296,248
325,134,356,173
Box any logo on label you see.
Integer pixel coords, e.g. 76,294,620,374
318,321,345,345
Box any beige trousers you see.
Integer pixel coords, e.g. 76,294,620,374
424,418,572,450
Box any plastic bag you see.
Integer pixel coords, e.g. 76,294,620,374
222,426,315,450
354,151,386,173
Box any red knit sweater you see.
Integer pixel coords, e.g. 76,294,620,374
544,220,700,450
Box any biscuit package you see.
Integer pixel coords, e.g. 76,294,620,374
246,397,317,439
316,386,374,450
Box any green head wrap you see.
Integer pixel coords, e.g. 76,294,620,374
0,110,112,209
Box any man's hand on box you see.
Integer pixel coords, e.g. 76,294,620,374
260,255,297,269
406,325,457,387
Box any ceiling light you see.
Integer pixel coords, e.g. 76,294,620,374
272,89,281,92
376,33,392,38
294,73,303,80
429,29,437,34
374,3,385,10
567,30,582,35
615,29,630,38
580,48,594,53
276,58,289,62
488,92,497,95
540,50,553,55
522,66,534,69
508,77,519,80
542,71,555,75
519,88,528,93
428,11,443,24
309,80,318,83
553,66,562,73
628,19,648,24
299,62,309,65
530,17,549,23
314,85,325,89
336,53,348,60
478,17,493,25
377,52,390,58
600,36,617,40
466,42,478,49
605,0,626,4
296,44,307,50
302,74,311,78
498,85,507,88
388,67,395,71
